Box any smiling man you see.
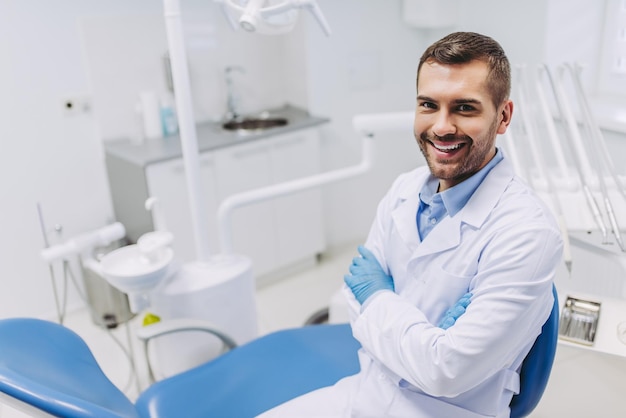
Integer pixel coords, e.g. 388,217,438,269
259,32,562,418
415,35,513,193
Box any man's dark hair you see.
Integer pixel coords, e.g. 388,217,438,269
417,32,511,107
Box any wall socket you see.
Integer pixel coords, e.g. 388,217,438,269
62,95,92,116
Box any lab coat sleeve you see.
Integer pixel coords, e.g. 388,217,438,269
352,221,562,398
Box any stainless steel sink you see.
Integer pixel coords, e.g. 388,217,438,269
222,117,288,132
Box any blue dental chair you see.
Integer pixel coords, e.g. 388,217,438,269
0,287,558,418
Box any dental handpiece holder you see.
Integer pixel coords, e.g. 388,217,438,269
99,230,175,313
41,220,254,380
40,222,175,314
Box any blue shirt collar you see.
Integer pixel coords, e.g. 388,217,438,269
420,148,503,217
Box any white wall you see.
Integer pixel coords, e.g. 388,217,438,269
0,0,304,319
81,3,304,141
0,1,124,320
308,0,552,248
1,0,621,319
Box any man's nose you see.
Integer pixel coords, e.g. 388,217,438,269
432,111,456,137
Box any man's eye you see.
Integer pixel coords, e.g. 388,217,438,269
457,104,475,112
420,102,436,109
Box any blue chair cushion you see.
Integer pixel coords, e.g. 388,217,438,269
0,318,138,418
135,323,361,418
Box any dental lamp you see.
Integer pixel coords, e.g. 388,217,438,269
216,0,332,35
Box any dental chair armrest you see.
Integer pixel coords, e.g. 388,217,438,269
136,318,238,350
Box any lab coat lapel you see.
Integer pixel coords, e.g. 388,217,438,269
390,170,429,250
413,215,462,258
412,157,516,259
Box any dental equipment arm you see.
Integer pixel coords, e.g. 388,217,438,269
517,66,572,273
534,70,571,185
564,66,626,203
40,222,126,263
217,111,414,254
500,130,527,182
565,63,625,252
543,65,610,243
217,134,372,253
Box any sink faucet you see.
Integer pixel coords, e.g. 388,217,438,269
224,66,245,120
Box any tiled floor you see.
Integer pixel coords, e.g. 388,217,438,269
1,242,625,417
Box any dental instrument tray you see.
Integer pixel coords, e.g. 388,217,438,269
558,296,601,346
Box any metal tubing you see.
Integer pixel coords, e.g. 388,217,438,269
516,66,572,272
566,63,624,252
542,65,609,242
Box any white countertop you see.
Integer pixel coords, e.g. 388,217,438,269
104,105,329,167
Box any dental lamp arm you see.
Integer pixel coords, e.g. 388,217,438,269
217,0,331,36
260,0,332,36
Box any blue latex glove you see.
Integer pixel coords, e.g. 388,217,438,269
438,292,473,329
344,245,394,305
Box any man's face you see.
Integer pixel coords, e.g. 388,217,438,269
414,59,512,191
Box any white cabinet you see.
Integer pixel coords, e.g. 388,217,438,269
213,140,277,275
269,130,325,269
212,128,325,277
140,127,325,279
145,152,220,263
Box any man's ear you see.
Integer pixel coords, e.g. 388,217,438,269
497,100,514,135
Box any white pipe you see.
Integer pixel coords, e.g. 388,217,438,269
516,67,572,272
544,65,609,242
500,130,527,182
566,63,625,252
552,67,595,182
163,0,212,262
352,111,413,136
216,111,413,253
535,66,571,184
145,197,168,232
40,222,126,263
568,63,626,204
300,0,332,36
218,135,374,253
216,111,412,252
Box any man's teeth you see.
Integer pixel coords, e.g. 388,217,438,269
434,143,462,151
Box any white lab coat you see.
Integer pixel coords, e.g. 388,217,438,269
259,156,563,418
